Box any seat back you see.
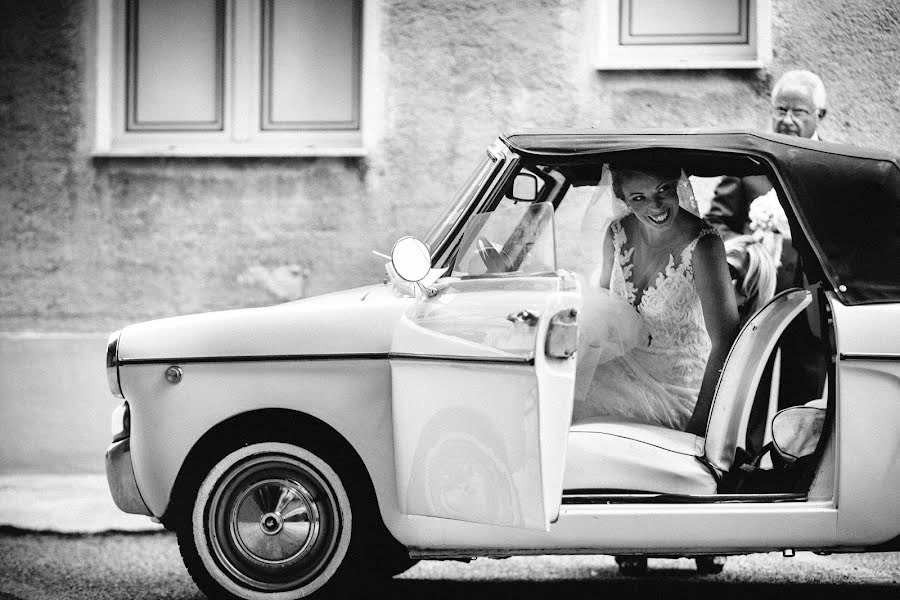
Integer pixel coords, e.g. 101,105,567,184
703,289,812,474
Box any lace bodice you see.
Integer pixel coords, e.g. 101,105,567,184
610,219,715,367
573,219,717,430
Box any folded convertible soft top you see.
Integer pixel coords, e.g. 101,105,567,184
503,130,900,306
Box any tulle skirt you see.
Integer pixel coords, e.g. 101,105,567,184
572,284,704,431
573,350,701,430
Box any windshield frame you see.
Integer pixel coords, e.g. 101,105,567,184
422,140,514,269
421,154,495,251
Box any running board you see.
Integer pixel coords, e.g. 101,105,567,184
562,491,807,504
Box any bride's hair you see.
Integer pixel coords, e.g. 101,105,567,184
609,162,681,201
724,235,777,321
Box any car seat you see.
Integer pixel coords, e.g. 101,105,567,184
563,288,812,496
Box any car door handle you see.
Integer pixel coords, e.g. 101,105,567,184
506,309,539,326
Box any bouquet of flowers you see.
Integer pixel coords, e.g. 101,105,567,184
748,188,790,268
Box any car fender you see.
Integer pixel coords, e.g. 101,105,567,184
119,283,412,525
831,297,900,545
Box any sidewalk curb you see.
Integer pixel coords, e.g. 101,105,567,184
0,524,171,536
0,473,164,534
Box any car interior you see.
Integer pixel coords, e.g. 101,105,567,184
450,148,835,503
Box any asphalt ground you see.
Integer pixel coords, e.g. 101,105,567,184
0,530,898,600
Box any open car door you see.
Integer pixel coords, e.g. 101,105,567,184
391,274,579,531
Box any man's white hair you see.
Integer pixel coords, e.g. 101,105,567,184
771,70,827,111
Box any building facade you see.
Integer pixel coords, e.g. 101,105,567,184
1,0,898,475
2,0,899,333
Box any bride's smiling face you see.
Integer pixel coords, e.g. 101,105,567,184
619,171,680,231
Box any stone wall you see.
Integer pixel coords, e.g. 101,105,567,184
1,0,898,332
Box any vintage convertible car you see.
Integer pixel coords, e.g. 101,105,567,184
105,130,899,599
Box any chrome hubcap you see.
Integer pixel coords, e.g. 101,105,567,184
231,479,319,563
207,454,342,592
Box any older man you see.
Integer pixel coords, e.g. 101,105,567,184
706,70,827,291
770,70,827,139
707,70,827,240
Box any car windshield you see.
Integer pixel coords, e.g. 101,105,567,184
452,199,556,278
422,151,502,255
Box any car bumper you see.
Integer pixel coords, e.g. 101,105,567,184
105,438,153,516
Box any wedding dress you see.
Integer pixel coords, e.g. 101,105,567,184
572,218,718,431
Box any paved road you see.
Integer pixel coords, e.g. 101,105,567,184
1,530,898,600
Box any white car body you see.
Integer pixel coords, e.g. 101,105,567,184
112,283,900,552
105,130,900,598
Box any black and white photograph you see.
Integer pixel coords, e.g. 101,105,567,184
1,1,899,598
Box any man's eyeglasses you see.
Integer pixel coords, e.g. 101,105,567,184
772,106,811,118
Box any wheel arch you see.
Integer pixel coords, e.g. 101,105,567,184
161,408,383,535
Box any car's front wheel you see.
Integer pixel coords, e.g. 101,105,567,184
178,442,355,599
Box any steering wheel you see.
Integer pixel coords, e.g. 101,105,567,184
475,237,513,273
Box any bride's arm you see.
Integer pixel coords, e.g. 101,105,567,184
685,234,740,436
596,226,615,289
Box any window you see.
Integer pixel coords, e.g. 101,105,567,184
95,0,371,156
593,0,771,70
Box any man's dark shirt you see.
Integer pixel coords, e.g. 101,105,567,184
706,175,799,292
706,175,772,236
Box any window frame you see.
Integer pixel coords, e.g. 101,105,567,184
592,0,772,70
125,0,227,132
93,0,378,157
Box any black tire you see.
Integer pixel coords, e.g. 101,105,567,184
615,555,648,576
377,554,419,578
176,441,366,599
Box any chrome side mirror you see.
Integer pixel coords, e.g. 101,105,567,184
510,172,538,202
391,237,431,283
377,236,443,297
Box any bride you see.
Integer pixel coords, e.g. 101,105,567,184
573,162,740,435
